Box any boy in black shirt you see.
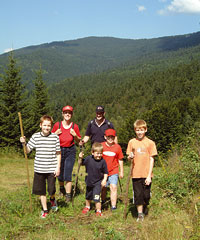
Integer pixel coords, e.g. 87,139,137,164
79,142,108,216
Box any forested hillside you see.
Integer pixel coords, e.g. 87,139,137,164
48,59,200,154
1,31,200,88
1,32,200,155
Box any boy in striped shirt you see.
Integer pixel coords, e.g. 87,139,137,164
20,115,61,218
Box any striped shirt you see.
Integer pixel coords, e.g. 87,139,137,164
27,132,61,173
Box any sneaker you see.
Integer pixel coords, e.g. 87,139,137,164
65,193,71,203
50,199,58,211
96,211,102,216
111,206,117,211
40,211,48,219
59,186,66,196
136,213,144,222
82,207,90,214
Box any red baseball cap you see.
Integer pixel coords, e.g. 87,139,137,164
62,105,73,112
105,129,116,137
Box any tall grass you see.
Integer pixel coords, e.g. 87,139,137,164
0,149,199,239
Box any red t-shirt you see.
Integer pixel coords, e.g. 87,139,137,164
101,142,124,176
52,122,81,147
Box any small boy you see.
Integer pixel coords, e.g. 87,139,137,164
126,119,157,222
79,142,108,216
20,115,61,218
101,129,124,210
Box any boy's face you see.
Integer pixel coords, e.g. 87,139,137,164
92,150,103,161
135,127,147,140
105,135,115,145
40,120,52,136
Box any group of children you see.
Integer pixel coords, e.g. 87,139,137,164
20,114,157,221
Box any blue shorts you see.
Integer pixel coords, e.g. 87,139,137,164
106,174,119,187
58,145,76,182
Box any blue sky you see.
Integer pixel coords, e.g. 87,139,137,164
1,0,200,54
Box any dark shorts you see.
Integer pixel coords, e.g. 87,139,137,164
86,183,101,202
132,178,151,206
58,145,76,182
32,172,56,196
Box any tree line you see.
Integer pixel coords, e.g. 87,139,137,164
1,53,200,157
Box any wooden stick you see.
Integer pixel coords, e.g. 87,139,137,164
72,146,83,207
123,150,134,219
18,112,32,212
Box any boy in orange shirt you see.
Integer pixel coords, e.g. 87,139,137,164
126,119,157,222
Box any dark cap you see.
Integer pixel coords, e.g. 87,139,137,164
96,105,104,113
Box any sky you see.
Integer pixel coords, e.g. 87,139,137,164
1,0,200,54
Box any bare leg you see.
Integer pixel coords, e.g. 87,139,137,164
137,205,143,214
95,202,101,212
110,184,117,207
86,199,91,208
40,195,47,211
65,181,72,193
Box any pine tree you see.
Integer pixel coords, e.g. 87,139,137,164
0,53,25,147
29,66,50,133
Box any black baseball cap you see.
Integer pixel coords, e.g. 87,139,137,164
96,105,104,113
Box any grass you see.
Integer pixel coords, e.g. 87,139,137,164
0,153,199,240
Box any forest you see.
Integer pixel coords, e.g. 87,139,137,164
1,51,200,156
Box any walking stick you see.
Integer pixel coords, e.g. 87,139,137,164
72,145,83,207
18,112,32,212
123,150,134,219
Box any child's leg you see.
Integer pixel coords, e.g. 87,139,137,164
86,199,91,208
95,201,101,212
40,195,48,211
110,184,117,207
109,174,119,208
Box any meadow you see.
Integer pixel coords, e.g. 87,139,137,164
0,150,199,240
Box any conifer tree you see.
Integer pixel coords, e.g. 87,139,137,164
0,53,25,147
29,66,50,133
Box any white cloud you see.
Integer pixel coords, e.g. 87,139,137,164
137,5,146,12
4,48,13,53
159,0,200,15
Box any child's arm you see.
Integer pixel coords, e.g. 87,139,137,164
119,159,124,179
54,151,61,177
19,136,31,154
101,174,108,187
145,156,154,185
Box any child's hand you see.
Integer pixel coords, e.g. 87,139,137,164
70,128,77,137
20,136,26,144
119,172,124,179
128,152,134,160
101,179,107,187
54,168,60,177
145,176,151,185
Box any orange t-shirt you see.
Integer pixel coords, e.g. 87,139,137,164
126,136,157,178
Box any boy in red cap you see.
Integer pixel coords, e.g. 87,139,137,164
101,129,124,210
